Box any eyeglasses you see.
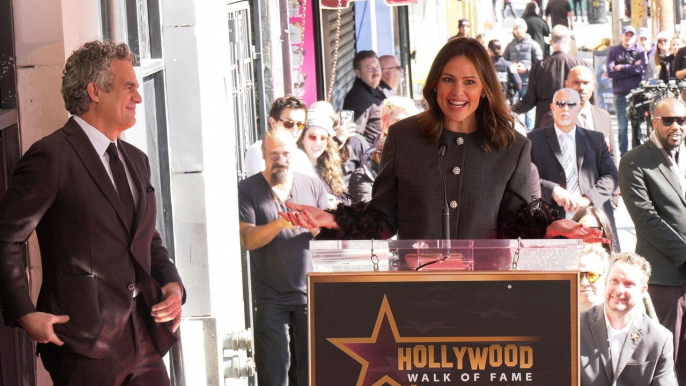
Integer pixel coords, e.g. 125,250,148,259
278,118,306,130
580,271,602,283
654,116,686,126
268,153,292,162
555,100,578,109
307,134,329,142
383,66,403,72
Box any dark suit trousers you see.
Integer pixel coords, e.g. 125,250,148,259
649,283,686,383
39,297,169,386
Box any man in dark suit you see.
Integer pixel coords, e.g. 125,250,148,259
0,40,184,384
540,65,617,160
580,253,676,385
513,25,590,128
529,88,618,236
619,97,686,383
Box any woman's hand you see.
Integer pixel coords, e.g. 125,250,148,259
544,219,610,244
280,202,340,230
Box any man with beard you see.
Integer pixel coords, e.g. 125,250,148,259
528,88,618,225
580,253,676,385
619,98,686,384
238,130,328,385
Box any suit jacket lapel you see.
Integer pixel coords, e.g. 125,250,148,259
613,315,643,383
590,305,614,383
575,126,587,172
545,126,566,167
117,142,147,236
63,118,131,232
646,141,686,206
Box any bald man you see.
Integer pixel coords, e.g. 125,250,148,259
540,66,617,161
378,55,404,98
619,98,686,384
528,88,618,226
238,130,328,384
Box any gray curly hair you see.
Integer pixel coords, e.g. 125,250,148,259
61,40,137,115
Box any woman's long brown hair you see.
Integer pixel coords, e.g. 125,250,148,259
416,37,516,152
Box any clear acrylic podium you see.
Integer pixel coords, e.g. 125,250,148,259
310,238,582,272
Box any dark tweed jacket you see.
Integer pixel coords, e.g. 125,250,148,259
367,116,532,240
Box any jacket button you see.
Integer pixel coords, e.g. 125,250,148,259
128,283,135,291
450,200,458,209
130,246,135,253
452,167,461,175
456,137,465,145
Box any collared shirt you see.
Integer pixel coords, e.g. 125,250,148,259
578,105,594,132
554,124,579,176
650,130,686,198
73,115,140,207
604,308,635,375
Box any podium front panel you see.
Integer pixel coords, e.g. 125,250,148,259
309,271,578,386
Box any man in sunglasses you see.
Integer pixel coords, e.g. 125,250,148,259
529,88,618,231
580,253,676,385
619,97,686,383
238,129,328,385
244,95,317,178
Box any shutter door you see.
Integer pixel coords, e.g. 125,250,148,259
326,6,356,111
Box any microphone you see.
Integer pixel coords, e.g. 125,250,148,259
438,133,451,241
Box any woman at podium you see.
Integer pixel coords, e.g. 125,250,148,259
283,38,600,242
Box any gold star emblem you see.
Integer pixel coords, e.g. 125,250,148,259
630,333,640,342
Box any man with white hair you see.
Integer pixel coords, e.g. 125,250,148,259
528,88,618,223
378,55,404,98
513,25,590,128
504,18,543,131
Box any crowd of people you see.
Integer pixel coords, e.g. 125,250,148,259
239,13,686,383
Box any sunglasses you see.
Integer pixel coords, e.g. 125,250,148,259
580,271,602,283
555,100,578,109
307,134,329,142
654,116,686,126
658,39,669,43
589,226,603,233
268,153,292,162
278,118,305,130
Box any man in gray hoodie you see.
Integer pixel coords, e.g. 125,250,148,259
504,18,543,131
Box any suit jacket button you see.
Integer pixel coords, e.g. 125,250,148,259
128,283,135,291
450,200,458,209
130,247,135,253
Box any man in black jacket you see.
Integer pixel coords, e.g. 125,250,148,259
513,25,590,128
343,50,386,145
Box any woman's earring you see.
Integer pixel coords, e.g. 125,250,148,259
482,93,486,98
433,87,437,92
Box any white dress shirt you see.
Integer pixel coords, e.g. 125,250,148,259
604,308,635,375
73,115,140,207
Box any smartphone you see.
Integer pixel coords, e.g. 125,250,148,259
340,110,354,126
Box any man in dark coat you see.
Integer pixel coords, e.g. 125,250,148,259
513,25,590,128
619,98,686,384
343,50,386,146
0,40,185,384
529,88,618,238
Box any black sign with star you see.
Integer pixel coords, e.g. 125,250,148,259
309,271,577,386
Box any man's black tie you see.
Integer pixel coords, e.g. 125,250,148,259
106,142,135,229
